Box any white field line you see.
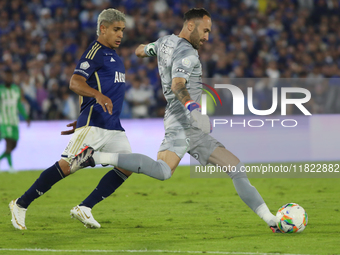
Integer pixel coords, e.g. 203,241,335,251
0,248,317,255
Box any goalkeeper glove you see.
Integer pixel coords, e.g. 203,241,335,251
145,43,157,56
185,100,212,134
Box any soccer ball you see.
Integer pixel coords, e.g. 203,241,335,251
276,203,308,233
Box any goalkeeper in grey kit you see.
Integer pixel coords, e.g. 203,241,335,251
72,8,280,232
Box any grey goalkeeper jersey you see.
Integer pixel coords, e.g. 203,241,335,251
148,34,203,129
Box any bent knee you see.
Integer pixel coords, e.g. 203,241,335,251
160,169,172,181
58,158,71,176
116,167,133,177
155,160,172,181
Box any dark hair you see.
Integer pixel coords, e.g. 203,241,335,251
183,8,211,22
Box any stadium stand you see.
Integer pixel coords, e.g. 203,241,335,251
0,0,339,120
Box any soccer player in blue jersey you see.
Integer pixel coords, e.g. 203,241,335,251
9,8,133,230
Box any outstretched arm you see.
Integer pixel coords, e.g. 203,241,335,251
135,44,149,58
135,43,157,58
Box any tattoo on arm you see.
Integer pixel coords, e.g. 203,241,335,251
173,81,191,105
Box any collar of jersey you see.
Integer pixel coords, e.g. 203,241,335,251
95,40,116,53
175,34,194,49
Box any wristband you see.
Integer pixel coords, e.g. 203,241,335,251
185,100,200,111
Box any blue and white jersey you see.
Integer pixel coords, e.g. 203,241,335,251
74,41,126,131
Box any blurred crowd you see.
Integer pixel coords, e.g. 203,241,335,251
0,0,340,120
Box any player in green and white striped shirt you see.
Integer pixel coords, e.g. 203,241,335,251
0,69,30,172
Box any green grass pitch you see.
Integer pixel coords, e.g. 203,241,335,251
0,165,339,255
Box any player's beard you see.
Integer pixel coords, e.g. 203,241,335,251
190,27,201,49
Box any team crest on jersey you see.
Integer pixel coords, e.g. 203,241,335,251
80,61,90,70
182,58,191,67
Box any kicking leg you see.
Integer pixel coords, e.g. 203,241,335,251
208,147,277,227
71,148,175,181
97,150,179,180
157,150,181,175
70,128,185,180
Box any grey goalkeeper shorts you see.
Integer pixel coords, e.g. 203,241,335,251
158,127,224,166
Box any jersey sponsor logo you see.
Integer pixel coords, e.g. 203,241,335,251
175,68,190,76
80,61,90,70
160,43,173,55
114,71,125,83
182,58,191,67
159,56,167,67
74,69,89,77
110,57,115,62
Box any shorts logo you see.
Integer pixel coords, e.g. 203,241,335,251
80,61,90,70
65,140,73,152
182,58,191,67
193,153,199,160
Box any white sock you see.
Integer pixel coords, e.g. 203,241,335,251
255,203,277,226
92,152,118,166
